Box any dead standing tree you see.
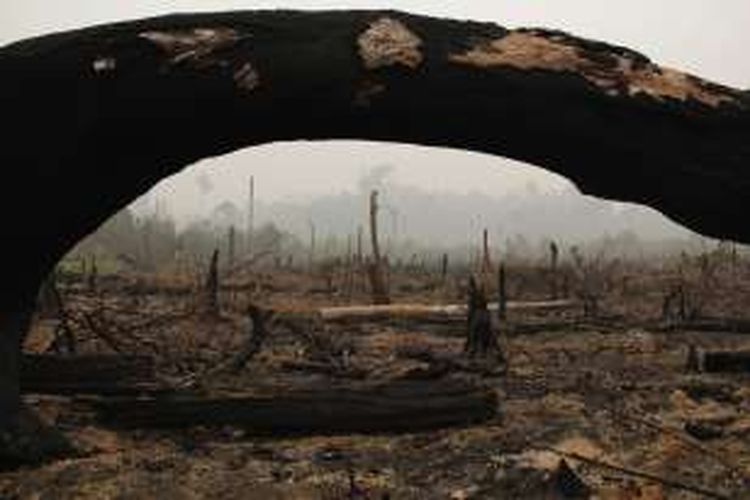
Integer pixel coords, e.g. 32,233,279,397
497,263,508,322
465,276,498,358
481,229,492,275
227,226,236,271
549,240,559,299
204,249,220,317
368,190,390,305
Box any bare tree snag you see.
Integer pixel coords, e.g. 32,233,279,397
368,190,390,305
204,249,220,316
481,229,493,277
497,264,508,321
87,255,98,294
465,276,497,357
247,175,255,255
227,304,273,373
549,241,559,300
0,8,749,460
227,225,236,271
308,221,316,273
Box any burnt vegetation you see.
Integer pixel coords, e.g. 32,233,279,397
3,198,750,498
2,8,750,499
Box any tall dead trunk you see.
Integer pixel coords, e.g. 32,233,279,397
227,225,236,271
465,276,496,357
482,229,492,274
247,175,255,256
497,264,507,321
368,190,390,305
308,221,316,273
441,253,449,283
549,241,559,300
204,249,220,316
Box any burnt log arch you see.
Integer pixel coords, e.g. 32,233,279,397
0,10,749,459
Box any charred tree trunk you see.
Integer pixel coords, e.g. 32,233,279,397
21,354,157,395
481,229,492,275
227,225,236,271
204,249,220,316
94,379,498,433
247,175,255,256
87,255,98,294
0,309,30,435
497,264,508,322
0,293,70,469
441,253,449,283
549,241,559,300
465,276,496,357
227,304,274,373
368,190,390,305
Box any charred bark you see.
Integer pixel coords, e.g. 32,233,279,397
368,190,390,305
702,351,750,374
20,354,157,395
0,299,71,469
465,276,497,357
204,249,220,316
226,304,273,373
2,10,746,316
94,379,498,433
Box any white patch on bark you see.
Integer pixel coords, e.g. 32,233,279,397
139,28,239,66
92,57,117,74
450,31,738,107
234,62,260,92
358,17,423,70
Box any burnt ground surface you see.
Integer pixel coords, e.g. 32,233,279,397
4,257,750,499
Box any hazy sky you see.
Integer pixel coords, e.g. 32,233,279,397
3,1,747,220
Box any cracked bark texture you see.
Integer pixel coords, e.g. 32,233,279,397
0,9,748,461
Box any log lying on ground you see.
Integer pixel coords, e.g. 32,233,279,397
319,300,577,322
701,351,750,373
21,354,158,395
656,317,750,335
93,379,498,433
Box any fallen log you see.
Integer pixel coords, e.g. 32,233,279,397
319,300,578,322
21,354,158,395
656,317,750,335
701,351,750,373
93,379,498,434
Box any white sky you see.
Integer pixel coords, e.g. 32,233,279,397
3,1,747,218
